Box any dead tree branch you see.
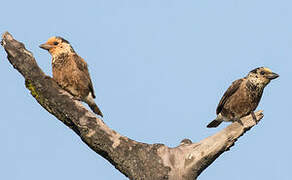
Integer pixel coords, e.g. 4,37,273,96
1,32,264,180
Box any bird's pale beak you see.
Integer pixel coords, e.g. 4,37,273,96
39,43,52,50
267,72,279,80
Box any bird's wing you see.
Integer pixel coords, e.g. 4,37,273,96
216,78,243,114
73,54,96,98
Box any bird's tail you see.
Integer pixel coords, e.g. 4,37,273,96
85,92,103,117
206,120,222,128
207,114,223,128
88,102,103,117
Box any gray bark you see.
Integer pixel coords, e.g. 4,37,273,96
1,32,264,180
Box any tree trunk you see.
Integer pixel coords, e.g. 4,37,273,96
1,32,264,180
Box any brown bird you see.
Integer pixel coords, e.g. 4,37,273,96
207,67,279,128
39,36,103,117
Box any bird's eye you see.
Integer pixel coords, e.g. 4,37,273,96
260,71,265,75
53,41,59,45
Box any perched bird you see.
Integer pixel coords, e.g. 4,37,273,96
207,67,279,128
39,36,103,117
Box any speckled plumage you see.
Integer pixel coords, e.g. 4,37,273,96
207,67,279,128
40,36,103,117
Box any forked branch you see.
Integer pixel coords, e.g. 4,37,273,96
1,32,263,180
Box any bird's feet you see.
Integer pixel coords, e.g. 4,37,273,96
251,111,258,124
234,118,244,126
72,96,82,101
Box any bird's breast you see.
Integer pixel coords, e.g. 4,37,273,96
52,55,75,87
222,83,263,119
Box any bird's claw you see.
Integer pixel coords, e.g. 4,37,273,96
251,111,258,124
234,118,244,126
72,97,82,101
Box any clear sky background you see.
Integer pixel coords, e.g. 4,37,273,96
0,0,290,179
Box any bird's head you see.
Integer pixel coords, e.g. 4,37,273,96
39,36,74,58
247,67,279,87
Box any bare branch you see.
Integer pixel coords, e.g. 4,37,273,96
1,32,264,180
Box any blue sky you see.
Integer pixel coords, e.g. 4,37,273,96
0,0,290,179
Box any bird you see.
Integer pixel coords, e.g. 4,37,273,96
207,67,279,128
39,36,103,117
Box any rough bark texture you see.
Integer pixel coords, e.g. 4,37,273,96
1,32,264,180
